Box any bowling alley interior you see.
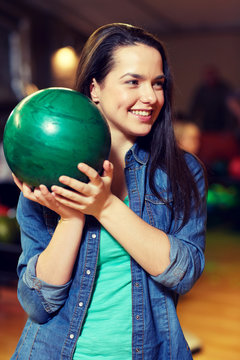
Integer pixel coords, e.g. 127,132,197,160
0,1,240,359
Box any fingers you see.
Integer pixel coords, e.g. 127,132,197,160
51,162,114,214
34,185,54,202
25,185,54,206
51,185,86,204
102,160,114,178
57,175,91,196
11,173,42,203
12,173,23,191
22,183,34,197
20,182,41,202
14,161,114,216
54,162,110,195
17,180,56,207
52,192,83,211
77,161,113,184
77,163,102,185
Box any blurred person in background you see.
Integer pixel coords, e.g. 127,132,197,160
190,65,234,132
173,119,201,155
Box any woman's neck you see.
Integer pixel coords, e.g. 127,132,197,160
109,127,135,164
108,130,135,200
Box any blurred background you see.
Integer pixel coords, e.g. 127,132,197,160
0,0,239,359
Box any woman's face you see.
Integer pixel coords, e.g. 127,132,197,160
90,43,165,142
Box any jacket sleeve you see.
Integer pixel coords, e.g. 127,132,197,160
151,154,207,295
16,193,71,323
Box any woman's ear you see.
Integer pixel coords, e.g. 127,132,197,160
90,78,100,104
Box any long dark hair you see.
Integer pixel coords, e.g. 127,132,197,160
75,23,205,229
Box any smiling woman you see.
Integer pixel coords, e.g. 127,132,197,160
90,44,165,142
11,23,207,360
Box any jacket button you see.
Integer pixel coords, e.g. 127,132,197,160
86,269,91,275
136,348,140,352
69,334,74,339
79,302,83,307
136,315,140,320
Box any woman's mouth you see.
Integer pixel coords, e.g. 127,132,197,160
129,109,153,123
130,109,152,117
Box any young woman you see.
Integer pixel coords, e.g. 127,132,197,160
11,23,207,360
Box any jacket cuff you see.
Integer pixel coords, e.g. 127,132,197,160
23,254,71,309
150,235,188,288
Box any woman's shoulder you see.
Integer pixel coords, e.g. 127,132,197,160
183,152,207,194
183,151,205,174
150,151,206,193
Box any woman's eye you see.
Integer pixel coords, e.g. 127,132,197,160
153,82,164,90
126,80,139,85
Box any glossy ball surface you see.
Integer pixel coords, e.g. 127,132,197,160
3,88,111,188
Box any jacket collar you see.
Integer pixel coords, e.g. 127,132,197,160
126,142,150,166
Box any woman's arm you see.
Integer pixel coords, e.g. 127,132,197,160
52,159,207,293
154,154,207,294
96,195,171,276
16,195,74,322
13,176,85,286
51,161,171,276
36,216,85,285
13,176,85,322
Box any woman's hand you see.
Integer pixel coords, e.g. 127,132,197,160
51,160,114,219
12,173,84,221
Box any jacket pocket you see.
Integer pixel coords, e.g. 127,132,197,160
144,194,173,232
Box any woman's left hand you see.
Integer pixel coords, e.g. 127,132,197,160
51,160,114,218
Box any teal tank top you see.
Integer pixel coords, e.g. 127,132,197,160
73,197,132,359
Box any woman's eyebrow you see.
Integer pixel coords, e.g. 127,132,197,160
155,75,166,80
120,73,143,79
120,73,165,80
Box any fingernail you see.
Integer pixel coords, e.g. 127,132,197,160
78,163,85,170
59,176,67,182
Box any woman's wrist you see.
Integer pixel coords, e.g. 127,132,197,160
58,214,85,226
94,193,119,223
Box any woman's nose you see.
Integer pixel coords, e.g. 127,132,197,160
140,85,157,104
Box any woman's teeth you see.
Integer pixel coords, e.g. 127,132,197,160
131,110,151,116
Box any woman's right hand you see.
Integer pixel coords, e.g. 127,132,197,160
12,173,84,222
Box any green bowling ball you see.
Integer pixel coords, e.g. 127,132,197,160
3,87,111,188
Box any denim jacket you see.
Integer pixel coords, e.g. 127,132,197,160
11,144,207,360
